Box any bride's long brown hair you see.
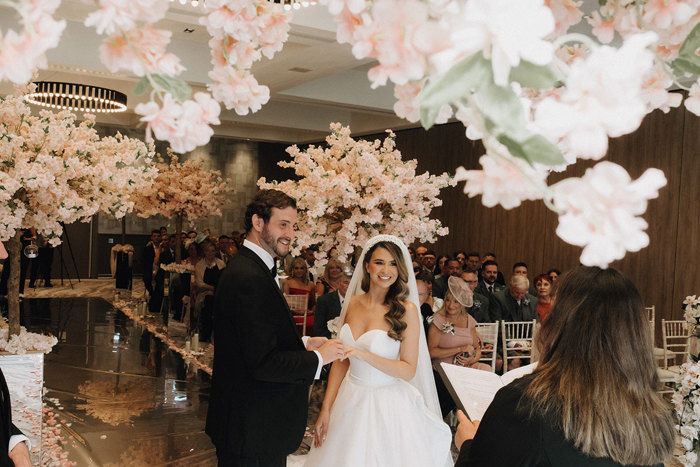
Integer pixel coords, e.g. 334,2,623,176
360,241,409,341
522,267,675,465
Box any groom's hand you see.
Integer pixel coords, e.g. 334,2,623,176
317,339,346,364
305,336,328,351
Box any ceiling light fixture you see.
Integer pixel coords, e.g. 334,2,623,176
24,81,128,113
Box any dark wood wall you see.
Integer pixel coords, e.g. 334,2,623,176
361,107,699,332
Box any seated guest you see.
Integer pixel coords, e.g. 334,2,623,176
464,252,480,274
547,268,561,283
415,245,427,263
416,270,442,315
195,241,226,342
534,273,554,322
479,252,506,286
513,261,537,296
454,250,467,271
454,266,675,467
187,230,197,240
313,271,351,339
433,258,462,299
435,254,449,278
429,278,491,417
475,260,505,297
421,249,438,273
460,271,490,323
216,235,235,264
315,258,344,297
492,275,537,322
284,257,316,334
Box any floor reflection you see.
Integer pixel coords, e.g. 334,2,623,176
21,297,216,466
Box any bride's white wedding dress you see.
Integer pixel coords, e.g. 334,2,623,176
303,323,453,467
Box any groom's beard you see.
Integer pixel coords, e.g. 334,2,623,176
261,224,291,258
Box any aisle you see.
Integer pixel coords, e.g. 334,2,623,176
24,297,216,466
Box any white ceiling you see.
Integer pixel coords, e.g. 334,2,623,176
0,1,414,143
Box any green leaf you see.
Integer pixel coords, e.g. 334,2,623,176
509,60,559,90
417,53,492,128
477,82,527,137
497,133,566,166
672,22,700,78
419,105,442,130
134,77,150,96
671,57,700,76
151,74,191,101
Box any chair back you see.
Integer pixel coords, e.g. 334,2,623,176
475,322,499,372
285,293,310,336
501,320,537,373
661,319,690,368
646,306,655,343
284,293,308,312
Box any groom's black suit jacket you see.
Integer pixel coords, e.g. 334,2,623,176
205,246,319,461
0,368,24,466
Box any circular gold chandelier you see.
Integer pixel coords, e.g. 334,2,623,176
24,81,128,113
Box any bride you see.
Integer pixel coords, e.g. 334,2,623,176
304,235,453,467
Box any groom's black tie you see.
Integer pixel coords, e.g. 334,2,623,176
270,258,278,277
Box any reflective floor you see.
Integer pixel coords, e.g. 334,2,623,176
22,297,216,466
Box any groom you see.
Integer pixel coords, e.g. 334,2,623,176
205,189,346,466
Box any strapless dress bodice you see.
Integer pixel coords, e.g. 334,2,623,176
339,323,400,387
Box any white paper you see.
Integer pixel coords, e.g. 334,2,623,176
440,361,537,421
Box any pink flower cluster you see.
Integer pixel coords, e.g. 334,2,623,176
0,0,66,84
133,150,232,223
202,0,291,115
0,90,157,244
135,92,221,154
258,123,454,273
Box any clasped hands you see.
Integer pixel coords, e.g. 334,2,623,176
306,337,364,364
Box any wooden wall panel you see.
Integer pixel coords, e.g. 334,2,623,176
672,111,700,320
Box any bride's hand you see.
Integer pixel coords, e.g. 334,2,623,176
314,409,331,447
343,345,366,361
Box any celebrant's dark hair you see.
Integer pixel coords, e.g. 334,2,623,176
522,266,674,465
244,189,297,232
361,241,409,341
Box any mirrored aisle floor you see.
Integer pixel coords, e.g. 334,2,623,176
22,297,217,466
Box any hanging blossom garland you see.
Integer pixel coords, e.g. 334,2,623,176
674,295,700,467
258,123,454,273
201,0,291,116
0,89,157,245
133,149,232,224
0,0,66,84
319,0,700,268
85,0,221,154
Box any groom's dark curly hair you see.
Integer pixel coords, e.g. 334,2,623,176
244,189,297,232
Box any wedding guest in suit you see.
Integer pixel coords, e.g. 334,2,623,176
534,273,554,322
421,250,438,274
433,258,462,299
492,275,537,323
464,252,480,274
460,271,490,323
142,229,160,304
415,245,427,263
205,189,345,467
479,253,506,286
513,262,537,296
314,273,352,339
454,267,675,467
0,367,31,467
475,260,504,297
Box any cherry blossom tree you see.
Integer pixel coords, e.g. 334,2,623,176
0,90,156,336
258,123,454,273
133,150,232,261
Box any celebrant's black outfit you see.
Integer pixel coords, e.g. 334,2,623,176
0,368,29,466
198,263,222,342
455,374,663,467
205,242,321,467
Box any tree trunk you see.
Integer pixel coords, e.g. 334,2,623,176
120,217,126,245
6,232,21,336
175,213,183,262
